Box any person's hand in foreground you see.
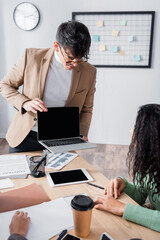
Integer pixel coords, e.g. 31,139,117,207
9,211,30,237
105,177,125,199
94,195,126,216
22,98,48,114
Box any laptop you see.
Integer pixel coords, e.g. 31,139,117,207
37,107,96,153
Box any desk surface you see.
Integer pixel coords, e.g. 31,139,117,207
3,151,160,240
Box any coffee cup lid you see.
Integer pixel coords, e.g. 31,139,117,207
71,195,94,211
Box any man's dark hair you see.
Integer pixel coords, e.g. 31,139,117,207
56,20,91,59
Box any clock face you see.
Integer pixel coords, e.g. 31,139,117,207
13,2,40,31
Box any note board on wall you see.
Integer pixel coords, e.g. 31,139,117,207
72,11,155,68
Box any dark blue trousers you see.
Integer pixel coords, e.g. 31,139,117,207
8,131,45,153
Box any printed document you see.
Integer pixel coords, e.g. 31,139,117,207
0,154,30,177
46,152,78,170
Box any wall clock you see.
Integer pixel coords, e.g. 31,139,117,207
13,2,40,31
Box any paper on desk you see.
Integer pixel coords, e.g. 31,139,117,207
0,183,50,213
0,198,73,240
46,152,78,170
0,154,30,177
0,178,14,190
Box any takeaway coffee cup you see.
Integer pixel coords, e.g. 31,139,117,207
71,195,94,237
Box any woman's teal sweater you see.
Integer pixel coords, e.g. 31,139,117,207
122,177,160,232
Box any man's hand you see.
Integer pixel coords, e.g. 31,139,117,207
9,211,30,237
82,136,88,141
22,98,48,114
104,177,125,199
94,195,126,216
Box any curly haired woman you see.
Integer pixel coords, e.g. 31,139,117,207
94,104,160,232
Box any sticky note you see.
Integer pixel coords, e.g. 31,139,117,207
112,30,119,37
97,20,103,27
120,50,124,56
0,178,14,190
112,46,118,53
120,20,126,26
128,36,134,42
134,55,141,62
99,44,106,51
92,35,100,42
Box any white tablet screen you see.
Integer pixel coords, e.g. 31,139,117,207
101,235,112,240
100,233,114,240
47,168,93,186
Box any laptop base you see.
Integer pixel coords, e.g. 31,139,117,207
39,141,96,154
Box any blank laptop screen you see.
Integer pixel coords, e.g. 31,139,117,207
37,107,80,141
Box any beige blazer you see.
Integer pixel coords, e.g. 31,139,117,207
0,48,96,147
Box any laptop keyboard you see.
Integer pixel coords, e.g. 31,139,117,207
43,138,86,147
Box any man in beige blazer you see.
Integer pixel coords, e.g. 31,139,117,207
0,21,96,153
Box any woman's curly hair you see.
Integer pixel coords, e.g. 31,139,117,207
127,104,160,199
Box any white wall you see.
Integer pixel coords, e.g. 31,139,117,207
0,0,160,144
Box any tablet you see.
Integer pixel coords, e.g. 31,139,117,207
100,232,114,240
46,168,93,187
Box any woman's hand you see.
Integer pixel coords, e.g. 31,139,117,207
105,177,125,199
94,195,126,216
9,211,30,237
22,98,48,114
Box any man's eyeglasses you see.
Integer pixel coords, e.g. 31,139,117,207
58,44,87,66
